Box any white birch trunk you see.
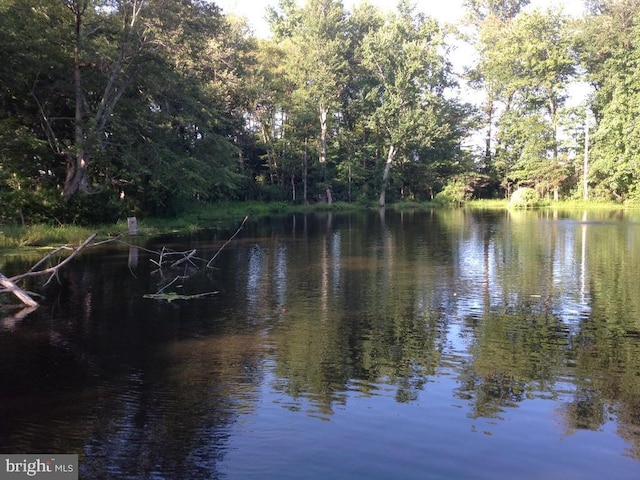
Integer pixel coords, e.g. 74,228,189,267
378,144,397,207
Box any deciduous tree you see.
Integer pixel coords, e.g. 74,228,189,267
358,1,454,206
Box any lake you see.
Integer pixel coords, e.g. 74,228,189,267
1,208,640,479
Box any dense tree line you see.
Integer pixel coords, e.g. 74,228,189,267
1,0,639,224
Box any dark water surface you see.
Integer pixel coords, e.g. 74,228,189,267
1,209,640,479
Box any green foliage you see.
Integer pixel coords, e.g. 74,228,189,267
1,0,640,222
465,0,531,22
473,7,580,198
586,12,640,203
509,187,542,208
575,1,640,202
61,191,125,225
0,0,246,223
434,177,474,206
357,4,466,205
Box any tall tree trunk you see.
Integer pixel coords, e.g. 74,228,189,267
260,122,279,186
325,187,333,204
484,97,494,167
583,108,590,201
62,0,143,201
291,174,296,201
549,94,559,200
319,104,331,204
378,144,396,207
549,94,559,161
64,1,89,201
303,137,308,204
319,104,328,164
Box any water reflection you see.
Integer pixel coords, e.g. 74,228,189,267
1,209,640,478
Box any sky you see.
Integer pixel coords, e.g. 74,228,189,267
215,0,587,38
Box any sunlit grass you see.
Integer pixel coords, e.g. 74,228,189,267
466,199,509,209
0,224,93,250
546,199,634,209
467,198,638,210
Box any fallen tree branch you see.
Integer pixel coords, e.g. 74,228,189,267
143,291,218,302
11,234,97,283
1,215,248,308
92,232,125,246
27,246,74,273
207,215,248,268
157,275,183,294
143,216,248,300
170,249,197,268
1,233,97,307
0,274,39,307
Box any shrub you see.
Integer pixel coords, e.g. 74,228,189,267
434,178,472,206
509,187,541,208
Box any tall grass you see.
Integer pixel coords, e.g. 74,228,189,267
466,199,509,209
0,224,96,250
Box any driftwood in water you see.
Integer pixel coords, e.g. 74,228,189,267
144,216,248,300
0,215,248,308
0,274,39,307
146,216,248,271
142,291,218,302
207,215,247,268
0,233,97,308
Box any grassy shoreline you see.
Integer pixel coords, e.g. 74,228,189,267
0,199,635,251
0,201,361,251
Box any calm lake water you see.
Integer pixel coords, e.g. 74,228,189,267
1,208,640,479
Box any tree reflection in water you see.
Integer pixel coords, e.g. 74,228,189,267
1,209,640,478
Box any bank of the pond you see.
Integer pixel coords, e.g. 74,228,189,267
465,198,640,210
1,199,636,252
0,201,363,252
